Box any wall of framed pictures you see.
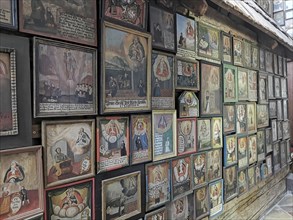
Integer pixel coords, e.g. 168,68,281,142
0,0,292,220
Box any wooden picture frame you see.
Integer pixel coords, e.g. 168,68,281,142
273,53,278,75
238,168,248,196
286,140,291,163
149,5,175,52
130,114,152,165
255,162,261,184
280,141,287,168
178,91,199,118
247,165,255,189
248,70,258,101
42,119,95,188
167,192,194,219
176,13,196,59
102,0,147,30
236,103,247,135
283,99,288,120
33,37,97,118
247,102,257,134
19,0,97,46
194,185,210,219
265,50,273,73
251,44,259,70
151,50,175,109
283,57,287,77
221,32,233,63
281,77,288,98
211,117,223,149
277,99,283,121
242,40,252,68
175,57,200,91
248,134,257,165
271,119,278,142
267,74,275,99
258,72,269,104
238,136,249,169
177,118,197,156
273,141,281,172
192,152,207,189
257,104,269,128
0,47,18,136
259,48,265,71
269,100,277,119
152,110,177,161
223,104,236,134
45,178,95,220
223,64,238,103
282,120,290,140
102,171,142,220
145,207,168,220
257,130,266,161
237,67,249,101
277,120,283,141
266,155,273,177
207,149,222,182
209,179,223,217
101,21,151,114
278,56,283,76
145,160,171,211
198,22,220,61
233,37,243,66
224,134,238,167
0,146,43,220
200,62,222,116
197,118,212,151
224,165,238,202
265,128,273,153
0,0,17,29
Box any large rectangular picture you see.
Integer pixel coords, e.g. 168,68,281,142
207,149,222,182
101,21,151,113
209,179,223,217
33,37,97,117
19,0,97,46
194,185,209,219
224,165,238,202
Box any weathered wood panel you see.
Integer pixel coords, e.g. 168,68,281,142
288,61,293,148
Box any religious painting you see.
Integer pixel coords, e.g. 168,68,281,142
42,119,95,187
286,140,291,163
145,207,167,220
283,99,288,120
194,185,209,219
223,64,237,103
177,118,197,156
267,74,274,99
198,23,220,60
152,110,177,161
271,119,278,142
282,120,290,140
255,163,261,183
223,104,236,134
247,102,257,134
266,154,273,177
207,149,222,182
251,45,259,70
209,179,223,217
265,50,273,73
243,40,251,68
176,13,196,59
237,67,249,101
278,56,283,76
175,58,199,91
224,134,238,167
247,166,255,189
280,141,287,168
171,156,192,199
259,48,265,71
257,104,269,128
102,171,141,220
150,6,175,51
260,161,268,180
197,119,211,151
152,50,175,109
238,137,248,169
211,117,223,149
130,114,152,165
277,99,283,121
0,0,17,29
278,121,284,141
178,91,199,118
146,161,170,211
236,103,247,135
224,165,238,202
0,48,18,136
283,57,287,76
265,128,273,153
269,100,277,119
222,32,232,63
33,37,97,117
248,70,258,101
200,62,222,116
273,53,278,74
102,22,151,113
45,178,94,220
248,135,257,165
257,130,266,161
281,78,288,98
274,76,281,98
167,192,194,220
233,37,243,66
19,0,97,46
258,73,268,104
96,117,129,173
273,142,280,171
192,152,207,189
103,0,146,29
238,169,248,196
0,146,43,220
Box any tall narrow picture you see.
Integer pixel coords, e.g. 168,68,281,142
243,40,251,68
265,128,273,153
267,74,274,99
247,166,255,189
97,116,129,173
224,134,238,167
223,104,236,134
273,142,280,171
271,119,278,142
258,73,268,104
283,99,288,120
247,102,257,134
192,152,207,188
19,0,97,46
248,70,258,101
194,186,209,219
278,56,283,75
237,68,249,101
103,0,146,29
265,50,273,73
152,51,175,109
152,110,177,161
207,149,222,182
233,37,243,66
197,119,211,151
238,136,248,169
238,169,248,196
269,100,277,119
209,179,223,217
211,117,223,148
257,104,269,128
33,38,97,117
177,118,197,156
0,0,17,29
0,48,18,136
102,171,141,220
150,6,175,51
259,48,265,70
251,45,259,69
200,62,222,116
274,76,281,98
248,134,257,165
223,165,238,202
236,103,247,135
222,32,232,63
273,53,278,74
255,163,261,183
130,114,152,165
223,64,237,103
257,130,266,161
281,78,288,98
102,22,151,113
0,146,43,220
42,119,95,187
